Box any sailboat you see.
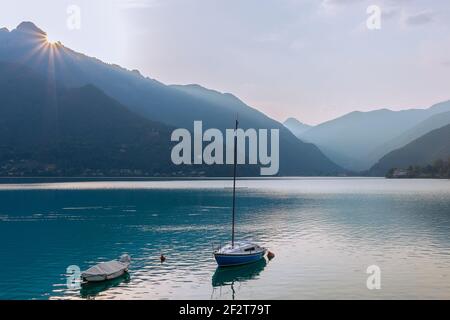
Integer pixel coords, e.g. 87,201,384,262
213,119,267,267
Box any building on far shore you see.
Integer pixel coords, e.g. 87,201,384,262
391,169,409,178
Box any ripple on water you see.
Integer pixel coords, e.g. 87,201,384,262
0,178,449,299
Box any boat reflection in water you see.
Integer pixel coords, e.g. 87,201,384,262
80,273,131,299
211,258,267,300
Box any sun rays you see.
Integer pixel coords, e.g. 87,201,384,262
45,34,57,45
17,30,65,129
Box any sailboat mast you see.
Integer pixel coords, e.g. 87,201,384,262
231,119,238,248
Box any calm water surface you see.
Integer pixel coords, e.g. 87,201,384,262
0,178,449,300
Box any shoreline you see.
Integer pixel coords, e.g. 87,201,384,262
0,176,385,184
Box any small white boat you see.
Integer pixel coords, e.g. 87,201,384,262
82,254,131,283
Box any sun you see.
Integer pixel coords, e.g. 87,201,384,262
45,34,57,45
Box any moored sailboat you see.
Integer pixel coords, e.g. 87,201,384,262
213,119,267,267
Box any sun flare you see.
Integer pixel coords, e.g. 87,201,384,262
45,34,56,45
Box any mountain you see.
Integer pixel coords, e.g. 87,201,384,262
0,62,236,177
169,84,282,129
368,110,450,162
168,84,342,175
283,118,312,137
0,22,343,176
369,124,450,176
296,101,450,171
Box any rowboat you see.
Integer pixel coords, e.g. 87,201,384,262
81,254,131,282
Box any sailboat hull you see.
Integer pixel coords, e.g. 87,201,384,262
214,250,266,267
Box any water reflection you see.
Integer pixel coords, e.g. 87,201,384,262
212,259,267,300
80,273,131,299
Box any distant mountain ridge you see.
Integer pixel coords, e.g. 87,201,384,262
370,124,450,176
292,102,450,171
283,118,312,137
0,22,343,176
367,110,450,162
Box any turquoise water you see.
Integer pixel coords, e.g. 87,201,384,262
0,178,449,300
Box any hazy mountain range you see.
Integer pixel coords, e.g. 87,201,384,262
0,22,342,177
367,109,450,163
284,101,450,173
370,124,450,176
283,118,312,138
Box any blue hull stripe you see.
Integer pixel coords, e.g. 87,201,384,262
214,251,265,267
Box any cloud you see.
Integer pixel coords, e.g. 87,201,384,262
404,11,435,26
382,7,400,21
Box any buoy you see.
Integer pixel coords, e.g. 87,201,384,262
267,251,275,260
160,254,166,263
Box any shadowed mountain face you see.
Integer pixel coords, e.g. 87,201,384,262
283,118,312,137
0,62,253,177
295,102,450,171
0,62,175,176
370,124,450,176
0,22,343,176
167,84,344,175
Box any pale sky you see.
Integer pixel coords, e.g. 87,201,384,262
1,0,450,125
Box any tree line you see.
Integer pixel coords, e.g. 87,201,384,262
386,158,450,179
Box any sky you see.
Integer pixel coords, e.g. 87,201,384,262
1,0,450,125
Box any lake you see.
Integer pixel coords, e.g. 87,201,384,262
0,178,449,300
